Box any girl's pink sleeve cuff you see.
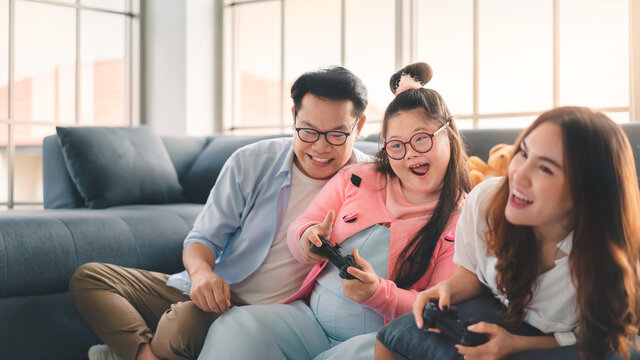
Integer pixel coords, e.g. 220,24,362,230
361,276,418,321
361,276,387,309
287,221,321,263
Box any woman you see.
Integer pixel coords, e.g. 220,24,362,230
376,107,640,360
196,62,470,359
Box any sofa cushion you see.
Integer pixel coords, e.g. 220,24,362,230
182,135,287,203
43,135,86,209
0,204,202,298
56,126,184,209
161,136,212,181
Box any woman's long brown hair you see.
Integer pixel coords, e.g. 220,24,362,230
485,107,640,359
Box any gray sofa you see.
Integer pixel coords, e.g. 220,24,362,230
1,124,639,360
1,133,377,360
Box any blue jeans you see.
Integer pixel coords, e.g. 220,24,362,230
376,294,581,360
377,294,640,360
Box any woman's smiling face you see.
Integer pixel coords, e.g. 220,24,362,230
505,122,574,238
385,109,451,204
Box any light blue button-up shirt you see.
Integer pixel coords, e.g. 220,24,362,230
167,137,372,293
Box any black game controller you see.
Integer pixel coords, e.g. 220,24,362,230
423,301,489,347
309,236,361,279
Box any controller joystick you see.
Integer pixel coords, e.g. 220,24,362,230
422,300,489,347
309,236,361,280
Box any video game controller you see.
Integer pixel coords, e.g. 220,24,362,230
309,236,362,279
422,300,489,347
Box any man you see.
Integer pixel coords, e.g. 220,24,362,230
69,66,370,360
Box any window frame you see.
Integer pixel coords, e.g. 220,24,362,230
1,0,140,208
221,0,638,134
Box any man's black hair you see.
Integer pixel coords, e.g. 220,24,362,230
291,66,368,118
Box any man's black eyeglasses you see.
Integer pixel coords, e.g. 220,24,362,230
294,119,359,146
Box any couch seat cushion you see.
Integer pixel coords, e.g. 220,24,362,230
0,204,203,298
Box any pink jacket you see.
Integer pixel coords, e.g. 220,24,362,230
285,163,462,321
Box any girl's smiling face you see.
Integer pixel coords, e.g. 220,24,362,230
385,109,451,204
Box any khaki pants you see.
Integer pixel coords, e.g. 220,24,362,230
69,262,245,360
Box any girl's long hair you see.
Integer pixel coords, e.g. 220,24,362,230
375,63,470,289
485,107,640,359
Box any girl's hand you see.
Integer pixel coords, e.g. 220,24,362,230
455,322,516,360
298,210,335,264
413,282,452,329
342,249,380,303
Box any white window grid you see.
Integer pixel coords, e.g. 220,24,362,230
221,0,639,133
1,0,141,208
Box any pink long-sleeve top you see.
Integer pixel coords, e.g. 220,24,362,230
285,163,462,321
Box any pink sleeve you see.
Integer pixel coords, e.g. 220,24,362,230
425,239,458,289
286,167,350,263
361,277,419,321
425,209,462,288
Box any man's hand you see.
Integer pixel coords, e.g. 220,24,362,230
298,210,335,264
189,269,231,314
342,249,380,303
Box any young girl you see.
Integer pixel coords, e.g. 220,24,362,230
196,62,470,360
375,107,640,360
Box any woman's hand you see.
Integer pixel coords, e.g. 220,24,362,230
298,210,335,264
342,249,380,303
413,281,452,329
454,322,517,360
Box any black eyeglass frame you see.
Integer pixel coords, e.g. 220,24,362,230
383,121,450,160
294,118,360,146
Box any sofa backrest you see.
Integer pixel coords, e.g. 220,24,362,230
366,122,640,187
43,133,378,209
460,122,640,164
460,123,640,187
43,134,213,209
43,123,640,208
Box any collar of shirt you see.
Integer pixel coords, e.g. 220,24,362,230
557,230,573,256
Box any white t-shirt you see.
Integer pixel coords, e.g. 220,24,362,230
453,177,578,336
230,163,327,304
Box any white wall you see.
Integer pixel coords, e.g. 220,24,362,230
143,0,219,136
186,0,215,136
144,0,186,135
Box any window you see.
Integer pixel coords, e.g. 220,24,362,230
416,0,474,115
477,0,553,114
2,0,140,208
231,1,282,132
223,0,635,136
283,0,341,127
344,0,395,133
0,1,8,119
559,0,629,110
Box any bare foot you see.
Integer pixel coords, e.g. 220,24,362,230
136,343,160,360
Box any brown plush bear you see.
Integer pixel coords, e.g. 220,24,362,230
467,143,515,188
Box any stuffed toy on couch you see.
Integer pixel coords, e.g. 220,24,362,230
467,143,515,188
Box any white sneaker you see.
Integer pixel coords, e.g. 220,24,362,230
88,344,124,360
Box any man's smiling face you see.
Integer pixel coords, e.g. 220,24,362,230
292,94,363,180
